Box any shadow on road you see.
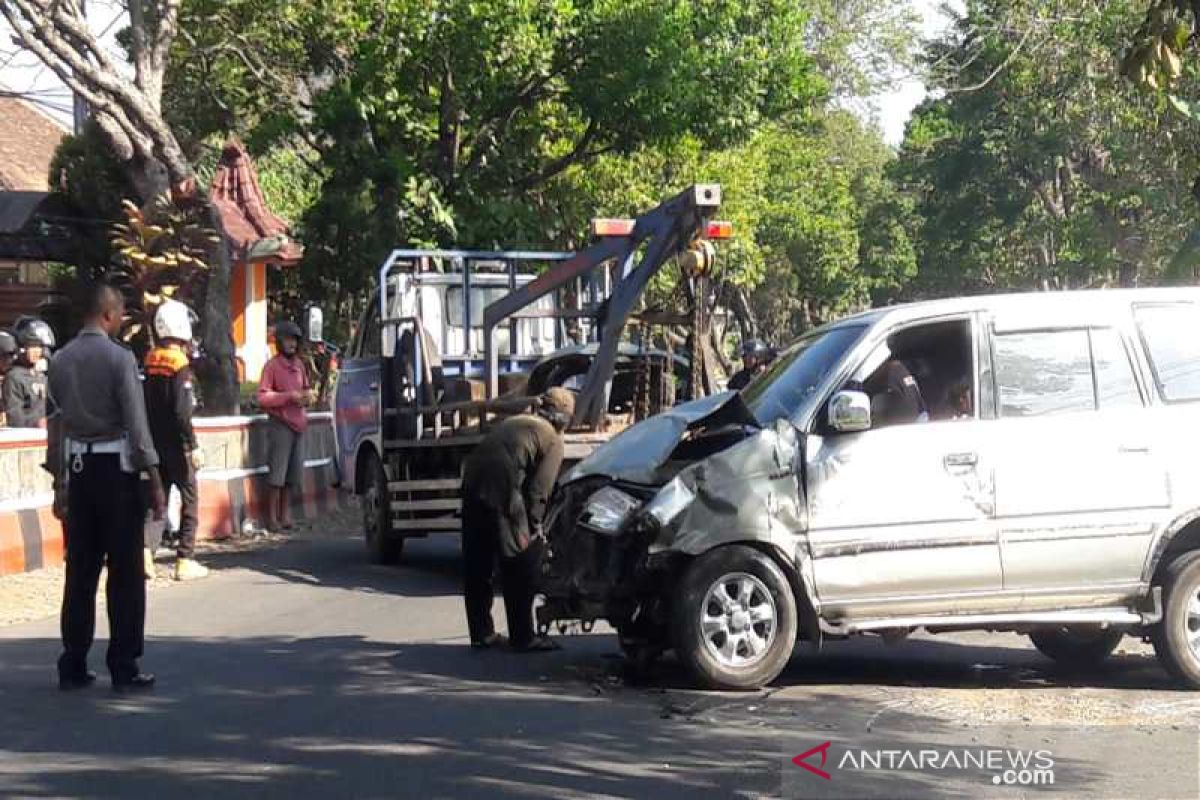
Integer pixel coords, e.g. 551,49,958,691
0,633,1117,800
193,533,465,599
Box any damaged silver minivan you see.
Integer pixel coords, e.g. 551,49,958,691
536,288,1200,690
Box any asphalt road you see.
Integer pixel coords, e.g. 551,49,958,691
1,523,1198,799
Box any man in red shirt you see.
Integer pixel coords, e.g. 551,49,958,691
257,321,313,531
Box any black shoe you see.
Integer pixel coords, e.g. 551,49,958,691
58,670,97,691
112,673,156,693
512,636,561,653
470,633,509,650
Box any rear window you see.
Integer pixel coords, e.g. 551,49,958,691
992,327,1143,418
1135,303,1200,402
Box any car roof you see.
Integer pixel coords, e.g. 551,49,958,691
826,287,1200,332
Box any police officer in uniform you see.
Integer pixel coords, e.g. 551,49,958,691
460,387,574,652
727,339,769,391
4,320,51,428
47,283,165,692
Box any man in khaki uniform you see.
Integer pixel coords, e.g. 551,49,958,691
460,388,574,652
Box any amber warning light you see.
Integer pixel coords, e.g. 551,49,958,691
591,218,733,239
705,220,733,239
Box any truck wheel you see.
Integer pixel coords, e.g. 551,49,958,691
1152,550,1200,688
362,453,403,565
672,545,797,690
1029,626,1123,668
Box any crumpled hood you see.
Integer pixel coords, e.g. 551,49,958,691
563,391,760,485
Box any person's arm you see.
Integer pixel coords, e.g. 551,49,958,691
173,366,198,451
525,434,565,533
2,372,23,425
116,349,164,518
43,373,66,518
257,362,294,409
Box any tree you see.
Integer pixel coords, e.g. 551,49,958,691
159,0,825,332
2,0,241,412
895,0,1200,295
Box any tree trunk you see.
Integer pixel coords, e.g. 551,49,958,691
200,202,241,414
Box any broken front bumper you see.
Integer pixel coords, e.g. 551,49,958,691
535,479,680,634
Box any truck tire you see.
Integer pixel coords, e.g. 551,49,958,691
1028,626,1123,668
1152,550,1200,688
362,453,403,565
672,545,797,690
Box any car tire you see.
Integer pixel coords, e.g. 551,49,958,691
362,453,403,565
1028,626,1123,668
1151,550,1200,688
672,545,797,690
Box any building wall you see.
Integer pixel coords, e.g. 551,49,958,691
0,412,346,576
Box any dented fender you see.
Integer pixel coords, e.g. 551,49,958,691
649,420,809,563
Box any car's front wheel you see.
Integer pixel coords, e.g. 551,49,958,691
672,545,797,690
362,453,403,565
1152,550,1200,688
1028,626,1123,668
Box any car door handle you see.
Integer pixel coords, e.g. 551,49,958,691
944,452,978,469
368,382,379,391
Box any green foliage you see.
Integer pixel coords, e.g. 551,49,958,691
47,121,139,278
895,0,1200,294
163,0,921,345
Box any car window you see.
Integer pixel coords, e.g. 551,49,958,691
745,325,867,426
994,330,1094,418
1134,303,1200,402
1090,328,1141,409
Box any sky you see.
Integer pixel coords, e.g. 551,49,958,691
874,0,959,145
1,0,955,144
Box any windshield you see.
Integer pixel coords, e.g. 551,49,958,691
744,324,867,426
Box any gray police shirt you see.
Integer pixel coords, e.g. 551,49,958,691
47,326,159,471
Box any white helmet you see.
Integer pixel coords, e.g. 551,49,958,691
154,299,195,342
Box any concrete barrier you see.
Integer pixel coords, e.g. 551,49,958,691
0,412,347,576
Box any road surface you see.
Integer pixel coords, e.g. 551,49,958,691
1,517,1197,799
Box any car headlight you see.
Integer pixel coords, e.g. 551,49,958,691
643,477,695,528
579,487,642,534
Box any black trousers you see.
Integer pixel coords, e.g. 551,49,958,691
462,496,541,647
59,454,146,682
157,453,198,559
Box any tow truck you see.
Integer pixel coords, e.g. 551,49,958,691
333,185,730,562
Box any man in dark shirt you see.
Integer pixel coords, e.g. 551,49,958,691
47,283,164,692
728,339,768,391
144,300,207,581
460,387,573,652
4,322,49,428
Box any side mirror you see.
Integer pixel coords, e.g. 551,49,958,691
829,390,871,433
306,307,324,343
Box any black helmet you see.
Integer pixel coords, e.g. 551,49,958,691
15,318,54,349
741,338,767,358
274,320,303,341
0,330,15,356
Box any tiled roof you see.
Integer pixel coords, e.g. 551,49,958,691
0,97,68,191
209,139,303,265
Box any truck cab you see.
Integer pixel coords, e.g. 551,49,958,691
334,254,579,495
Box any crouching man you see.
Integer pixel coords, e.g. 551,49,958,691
460,388,574,652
